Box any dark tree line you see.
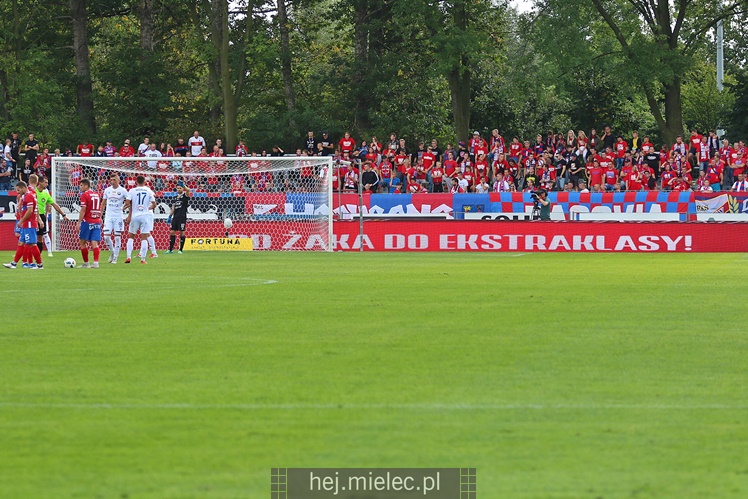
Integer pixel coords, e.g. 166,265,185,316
0,0,746,152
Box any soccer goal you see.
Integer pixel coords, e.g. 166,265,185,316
50,155,333,251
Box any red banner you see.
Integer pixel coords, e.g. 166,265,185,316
334,221,748,252
4,220,748,252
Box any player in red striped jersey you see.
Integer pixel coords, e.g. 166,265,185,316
78,178,103,268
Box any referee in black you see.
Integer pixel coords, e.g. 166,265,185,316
167,181,191,254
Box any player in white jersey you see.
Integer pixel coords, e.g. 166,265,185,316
136,146,161,257
123,175,156,264
101,173,128,264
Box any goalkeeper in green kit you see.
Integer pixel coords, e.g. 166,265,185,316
36,176,69,256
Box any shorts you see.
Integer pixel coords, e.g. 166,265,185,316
20,227,38,245
79,222,102,242
37,218,48,236
104,217,125,234
170,216,187,232
129,215,153,235
14,222,21,237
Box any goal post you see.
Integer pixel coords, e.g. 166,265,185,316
50,155,334,252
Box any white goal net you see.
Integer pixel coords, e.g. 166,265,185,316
50,156,333,251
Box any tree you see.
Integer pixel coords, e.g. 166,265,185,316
188,0,257,152
538,0,747,143
727,69,748,140
71,0,97,136
682,61,736,133
392,0,506,144
276,0,296,112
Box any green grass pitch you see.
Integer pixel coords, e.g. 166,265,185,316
1,250,747,498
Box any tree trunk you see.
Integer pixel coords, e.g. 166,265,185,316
217,0,238,152
662,77,684,144
277,0,295,112
70,0,96,135
448,2,470,144
139,0,155,57
448,65,471,145
352,0,370,132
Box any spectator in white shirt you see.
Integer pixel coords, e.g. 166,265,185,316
138,137,150,156
188,130,206,156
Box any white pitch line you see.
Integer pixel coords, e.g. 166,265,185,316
0,279,278,293
0,402,745,411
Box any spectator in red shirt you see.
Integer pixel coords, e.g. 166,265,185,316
119,139,135,157
641,170,656,191
474,152,489,181
614,135,628,169
626,166,643,191
34,149,51,180
77,142,94,157
688,128,703,167
706,154,724,191
640,136,655,154
431,161,444,192
660,162,676,190
603,163,618,191
378,154,394,192
338,132,356,154
587,159,603,190
508,137,522,162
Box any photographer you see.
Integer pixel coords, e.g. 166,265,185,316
532,189,552,221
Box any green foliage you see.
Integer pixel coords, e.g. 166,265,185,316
1,0,746,150
726,69,748,141
1,47,77,148
682,61,736,133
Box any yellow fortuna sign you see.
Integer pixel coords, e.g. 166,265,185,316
183,237,254,251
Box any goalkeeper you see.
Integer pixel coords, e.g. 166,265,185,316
166,181,191,254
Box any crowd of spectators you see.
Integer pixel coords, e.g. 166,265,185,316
318,128,748,195
2,127,748,195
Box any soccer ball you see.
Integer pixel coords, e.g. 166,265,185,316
64,258,76,268
223,218,233,229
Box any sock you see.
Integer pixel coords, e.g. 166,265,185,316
179,236,186,251
23,245,31,264
43,234,52,253
31,245,42,264
126,238,134,258
148,235,156,254
140,240,148,260
114,235,122,258
81,247,89,263
13,246,24,264
169,235,176,251
105,235,113,251
37,242,44,252
93,247,100,263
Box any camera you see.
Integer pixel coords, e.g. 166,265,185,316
530,189,546,201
